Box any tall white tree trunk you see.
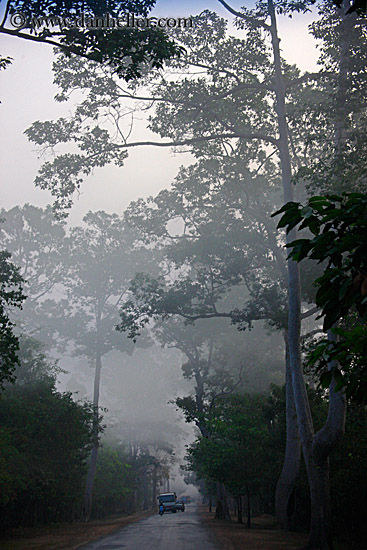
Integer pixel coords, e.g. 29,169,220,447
275,331,301,528
267,1,347,546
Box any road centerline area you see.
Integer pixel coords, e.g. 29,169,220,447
79,505,219,549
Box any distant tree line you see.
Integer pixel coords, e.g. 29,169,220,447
0,335,174,530
0,206,177,530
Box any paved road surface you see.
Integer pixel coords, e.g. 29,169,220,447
80,505,220,549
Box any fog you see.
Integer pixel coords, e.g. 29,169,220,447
1,1,366,547
0,0,315,479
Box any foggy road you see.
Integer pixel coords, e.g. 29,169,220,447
79,505,220,549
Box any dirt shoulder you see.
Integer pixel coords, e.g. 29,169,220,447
199,507,309,550
0,509,155,550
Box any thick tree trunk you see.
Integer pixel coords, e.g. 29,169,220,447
215,482,231,520
275,331,301,528
215,1,349,546
307,331,346,549
83,350,102,521
301,4,351,542
267,2,338,547
307,458,332,550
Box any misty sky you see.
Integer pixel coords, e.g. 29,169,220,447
0,0,319,224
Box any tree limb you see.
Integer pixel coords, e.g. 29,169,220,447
0,26,78,54
301,306,320,320
119,131,279,149
218,0,270,30
285,72,337,89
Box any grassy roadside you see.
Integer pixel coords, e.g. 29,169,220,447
199,506,309,550
0,508,155,550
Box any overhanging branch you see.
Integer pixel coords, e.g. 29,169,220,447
119,131,279,149
218,0,270,30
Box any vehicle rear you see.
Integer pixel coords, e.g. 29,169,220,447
176,499,185,511
157,492,177,513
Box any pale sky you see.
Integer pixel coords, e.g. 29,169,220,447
0,0,319,225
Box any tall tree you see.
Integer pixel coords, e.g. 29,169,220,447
186,393,271,527
0,205,66,345
156,316,256,520
57,210,153,520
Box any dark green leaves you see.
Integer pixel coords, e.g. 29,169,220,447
276,192,367,401
2,1,182,81
308,325,367,403
274,192,367,330
0,249,26,389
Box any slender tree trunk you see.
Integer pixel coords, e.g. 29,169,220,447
275,330,301,528
237,496,243,524
267,0,317,537
209,493,212,513
215,482,231,520
152,465,157,509
246,488,251,528
143,468,149,510
133,488,137,513
83,349,102,521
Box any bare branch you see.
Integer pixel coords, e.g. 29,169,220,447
218,0,270,30
0,27,86,58
187,61,241,83
120,130,279,149
180,312,233,321
117,77,274,111
301,306,320,320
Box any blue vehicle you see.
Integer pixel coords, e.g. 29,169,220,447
175,499,185,512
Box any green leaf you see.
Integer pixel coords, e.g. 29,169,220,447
320,371,332,389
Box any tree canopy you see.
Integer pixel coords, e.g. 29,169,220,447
0,1,183,80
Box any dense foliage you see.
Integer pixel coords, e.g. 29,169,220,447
0,378,97,528
0,1,183,81
275,192,367,401
275,193,367,331
0,249,25,388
